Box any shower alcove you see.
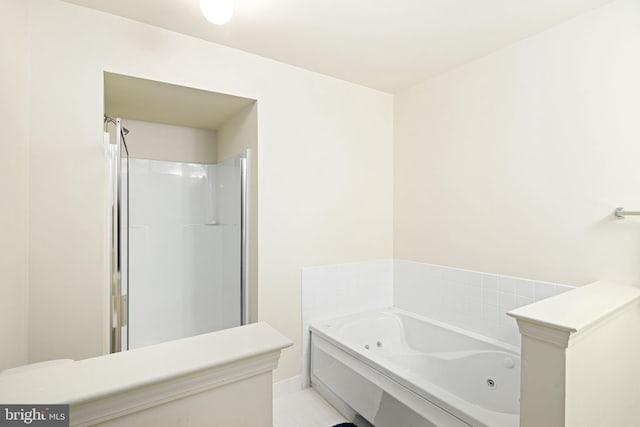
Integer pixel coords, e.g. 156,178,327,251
104,72,258,352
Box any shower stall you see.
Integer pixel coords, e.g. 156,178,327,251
106,116,250,352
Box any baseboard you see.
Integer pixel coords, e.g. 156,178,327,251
273,374,303,399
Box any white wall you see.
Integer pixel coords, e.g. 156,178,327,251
27,0,393,379
394,0,640,287
0,0,30,370
120,119,217,164
217,104,257,161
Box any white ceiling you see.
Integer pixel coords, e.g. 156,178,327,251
66,0,614,93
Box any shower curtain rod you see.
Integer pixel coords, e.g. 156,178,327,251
104,115,130,135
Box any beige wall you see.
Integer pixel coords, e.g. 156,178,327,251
27,0,393,379
516,287,640,427
394,0,640,287
217,103,259,323
519,337,567,426
217,103,257,161
120,119,217,164
565,301,640,426
0,0,30,370
97,373,273,427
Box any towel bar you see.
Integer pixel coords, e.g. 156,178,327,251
614,207,640,219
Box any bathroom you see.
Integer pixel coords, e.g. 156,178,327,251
1,0,640,426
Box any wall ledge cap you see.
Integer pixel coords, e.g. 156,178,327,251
508,281,640,346
0,322,292,423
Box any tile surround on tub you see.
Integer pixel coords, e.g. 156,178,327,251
394,260,575,346
301,259,394,387
300,258,574,387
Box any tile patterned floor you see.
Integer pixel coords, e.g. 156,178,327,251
273,387,348,427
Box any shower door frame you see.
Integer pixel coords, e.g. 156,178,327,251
108,117,129,353
239,150,251,325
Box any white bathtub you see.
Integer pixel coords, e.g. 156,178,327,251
310,308,520,427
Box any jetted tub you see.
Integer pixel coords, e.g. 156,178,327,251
310,308,520,427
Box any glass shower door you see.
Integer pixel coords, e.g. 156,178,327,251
126,151,248,349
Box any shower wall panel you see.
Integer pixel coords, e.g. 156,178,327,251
217,157,242,329
128,159,229,349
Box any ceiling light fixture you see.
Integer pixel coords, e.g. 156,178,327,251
200,0,234,25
